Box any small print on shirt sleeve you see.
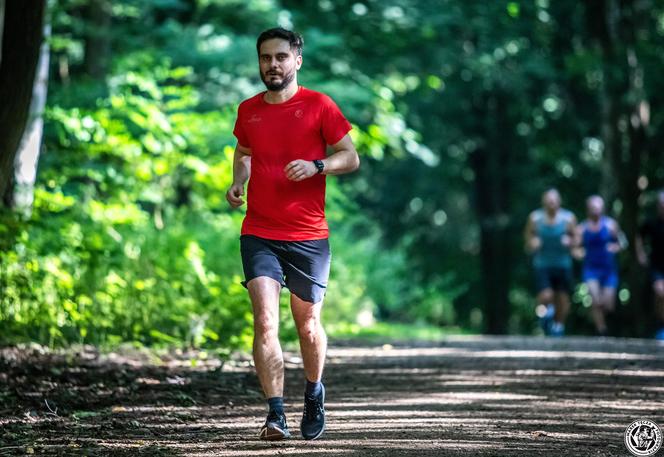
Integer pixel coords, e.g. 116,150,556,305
233,105,251,148
321,96,352,146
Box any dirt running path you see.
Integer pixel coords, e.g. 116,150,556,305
1,336,663,456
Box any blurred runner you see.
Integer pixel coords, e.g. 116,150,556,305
636,190,664,340
524,189,578,337
576,195,625,336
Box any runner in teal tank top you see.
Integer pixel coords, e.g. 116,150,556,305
524,189,578,336
532,208,574,270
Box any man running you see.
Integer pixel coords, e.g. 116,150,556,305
576,195,625,336
226,27,359,440
524,189,578,336
636,190,664,340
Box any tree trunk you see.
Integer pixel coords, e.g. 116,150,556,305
0,0,5,67
13,23,50,215
587,0,650,335
83,0,111,79
0,1,45,203
471,91,512,335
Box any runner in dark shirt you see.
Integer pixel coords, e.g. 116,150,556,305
636,190,664,340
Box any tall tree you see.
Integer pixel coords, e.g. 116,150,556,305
0,0,5,66
585,0,651,331
13,23,50,214
470,89,516,334
83,0,111,79
0,1,45,203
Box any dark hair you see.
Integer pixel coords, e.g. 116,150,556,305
256,27,303,56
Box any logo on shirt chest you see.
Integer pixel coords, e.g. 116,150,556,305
248,114,262,123
294,109,304,119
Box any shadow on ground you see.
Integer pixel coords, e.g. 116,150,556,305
1,336,663,456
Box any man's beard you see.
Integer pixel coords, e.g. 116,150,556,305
261,68,295,91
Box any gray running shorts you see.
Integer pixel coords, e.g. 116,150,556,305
240,235,331,304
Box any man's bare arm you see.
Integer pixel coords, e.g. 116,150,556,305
321,134,360,175
524,213,541,253
226,143,252,208
284,133,360,182
564,215,578,248
608,218,628,253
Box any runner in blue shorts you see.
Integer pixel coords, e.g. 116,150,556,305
576,195,625,336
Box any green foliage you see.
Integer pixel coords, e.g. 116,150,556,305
4,0,663,347
1,10,417,348
1,64,254,349
286,0,664,335
327,321,475,343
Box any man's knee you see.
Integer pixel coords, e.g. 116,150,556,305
554,291,570,303
602,297,615,311
254,313,278,339
248,276,281,299
538,289,554,304
296,318,322,342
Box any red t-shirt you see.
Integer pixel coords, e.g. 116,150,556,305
233,86,352,241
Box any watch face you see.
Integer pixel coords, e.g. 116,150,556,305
314,160,324,173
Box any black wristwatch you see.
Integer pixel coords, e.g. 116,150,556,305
313,159,325,174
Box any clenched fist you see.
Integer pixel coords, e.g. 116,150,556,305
226,183,245,208
284,160,318,182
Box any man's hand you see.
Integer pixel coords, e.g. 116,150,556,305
607,242,621,254
284,160,318,182
572,246,585,260
560,234,572,248
226,183,245,208
527,236,542,253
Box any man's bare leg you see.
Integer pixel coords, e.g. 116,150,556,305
291,294,326,383
536,288,554,310
548,291,570,336
291,293,327,440
248,277,290,440
587,280,607,334
535,288,555,334
248,277,283,398
554,291,570,323
600,286,616,335
601,286,616,313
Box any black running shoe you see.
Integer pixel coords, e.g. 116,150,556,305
259,410,291,441
300,384,325,440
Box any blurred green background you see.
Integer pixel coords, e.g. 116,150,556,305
1,0,663,349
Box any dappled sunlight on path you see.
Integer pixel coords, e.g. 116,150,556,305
1,336,663,456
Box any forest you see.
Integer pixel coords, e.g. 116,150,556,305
1,0,664,349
